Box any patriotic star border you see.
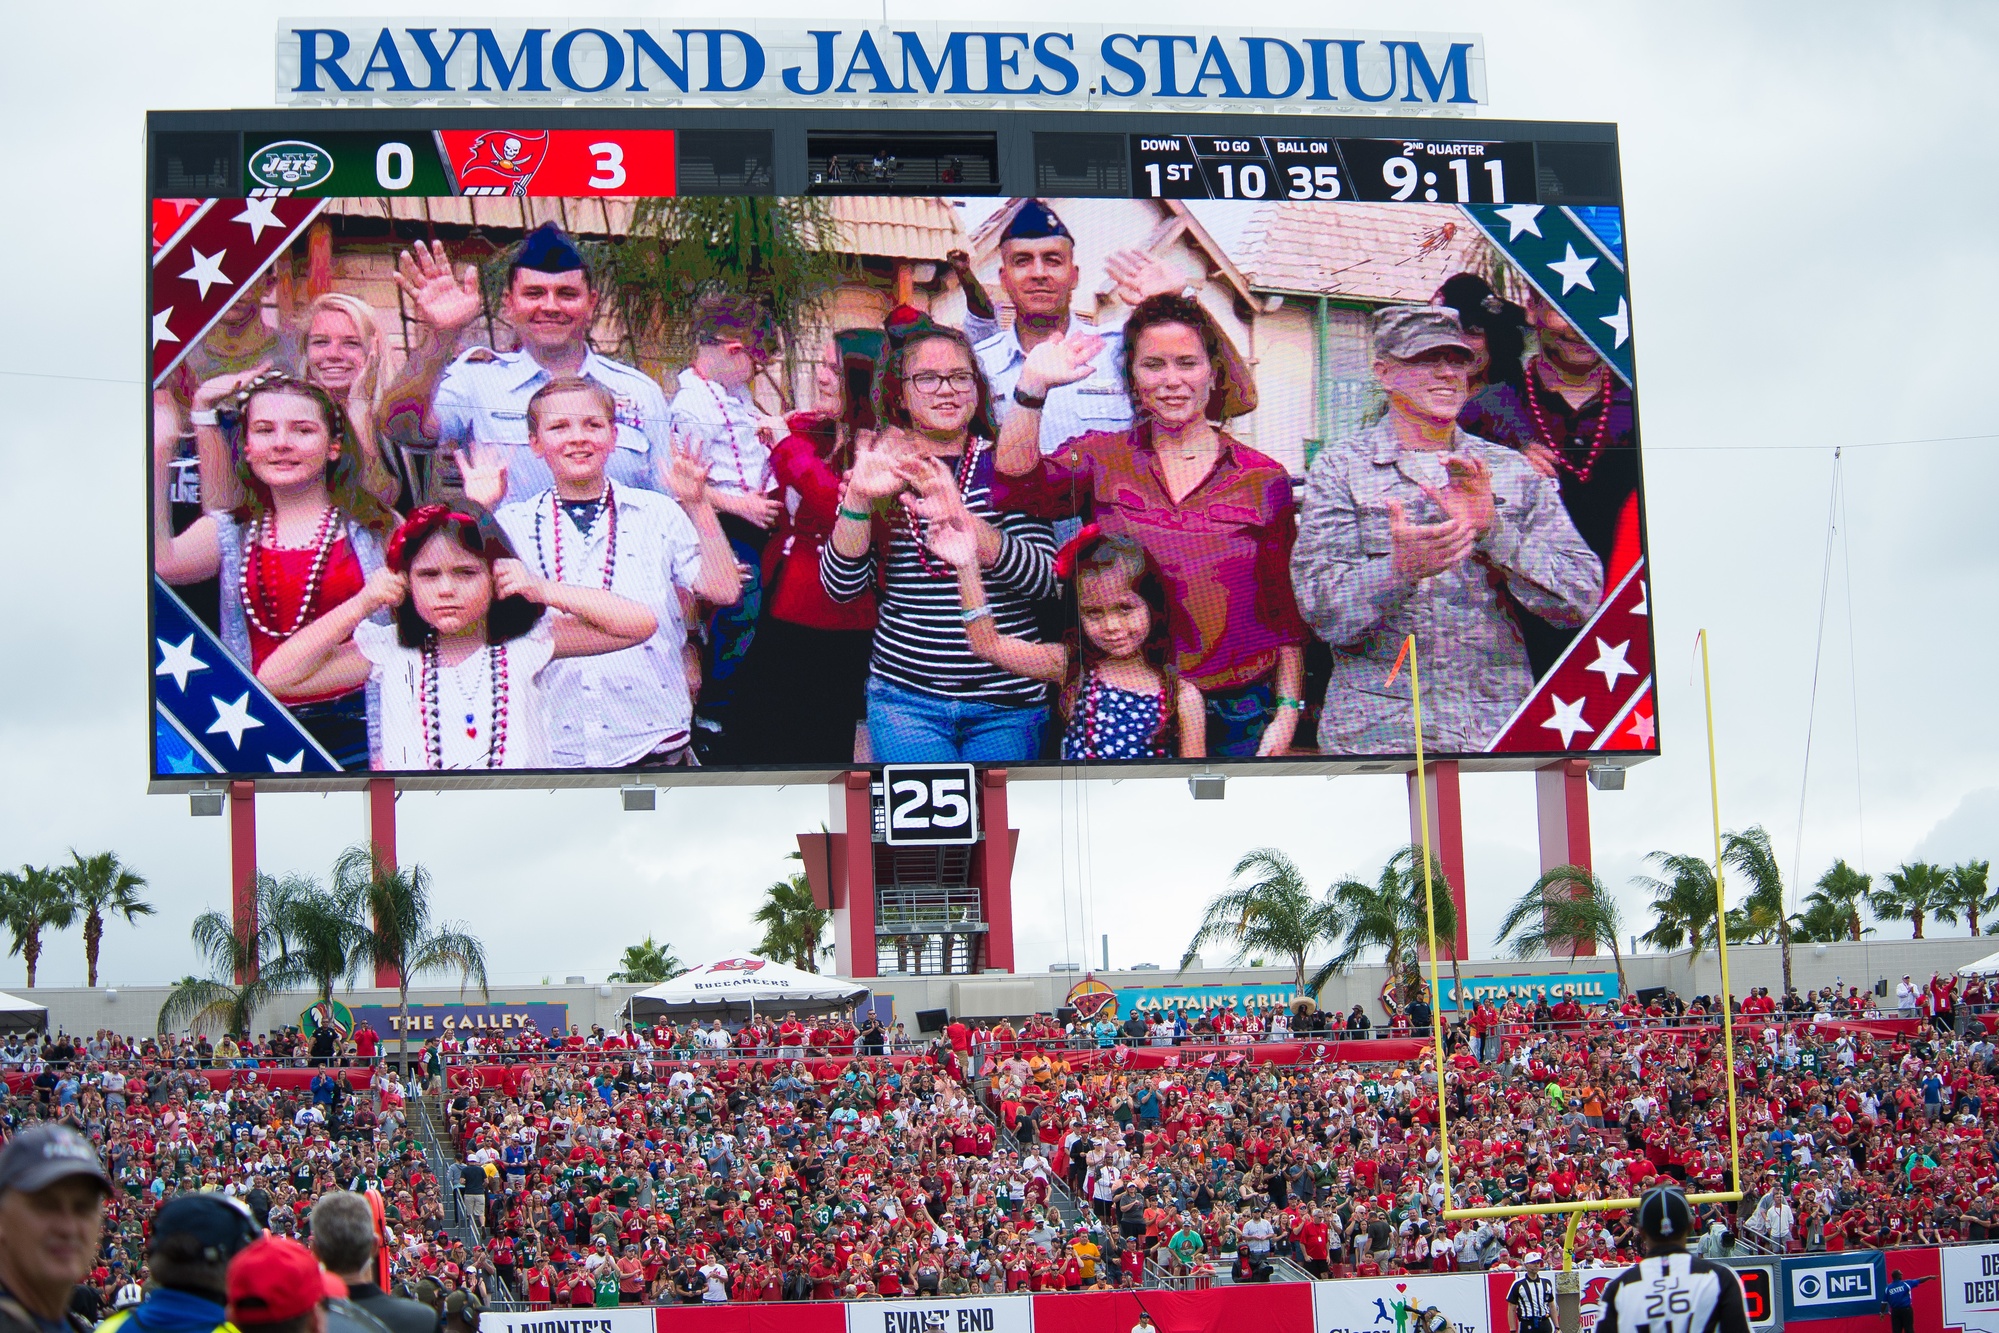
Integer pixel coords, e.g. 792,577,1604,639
152,578,343,777
151,195,328,387
1485,559,1656,755
1462,202,1633,386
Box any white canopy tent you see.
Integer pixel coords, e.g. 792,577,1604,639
1956,948,1999,977
626,957,868,1022
0,990,48,1034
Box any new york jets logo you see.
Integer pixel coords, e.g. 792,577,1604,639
248,140,333,189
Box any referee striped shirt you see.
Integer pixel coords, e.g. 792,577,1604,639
821,441,1058,708
1508,1272,1556,1322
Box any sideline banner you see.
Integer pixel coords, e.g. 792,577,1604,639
1317,1274,1488,1333
846,1296,1035,1333
1437,972,1619,1010
1483,1267,1626,1333
1942,1243,1999,1333
485,1310,660,1333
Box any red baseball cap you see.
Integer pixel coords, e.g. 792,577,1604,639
228,1236,340,1326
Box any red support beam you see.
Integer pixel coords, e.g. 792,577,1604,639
1536,758,1597,956
829,773,878,978
364,778,402,987
1407,761,1470,961
976,769,1016,973
229,782,258,983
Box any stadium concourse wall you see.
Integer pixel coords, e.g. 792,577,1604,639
483,1243,1995,1333
870,936,1998,1023
24,935,1993,1036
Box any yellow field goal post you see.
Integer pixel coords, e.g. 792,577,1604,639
1398,630,1744,1269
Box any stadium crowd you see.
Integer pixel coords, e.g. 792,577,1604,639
0,969,1994,1316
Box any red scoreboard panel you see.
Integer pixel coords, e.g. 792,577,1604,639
435,129,675,196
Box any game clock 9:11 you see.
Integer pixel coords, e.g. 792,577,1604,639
1130,134,1534,204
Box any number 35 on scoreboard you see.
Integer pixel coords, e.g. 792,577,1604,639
434,129,675,197
881,764,980,846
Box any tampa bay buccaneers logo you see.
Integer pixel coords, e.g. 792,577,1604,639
460,131,548,196
710,958,767,974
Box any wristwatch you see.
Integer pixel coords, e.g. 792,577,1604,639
1011,385,1048,411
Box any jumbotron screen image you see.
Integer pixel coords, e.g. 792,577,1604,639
148,122,1650,780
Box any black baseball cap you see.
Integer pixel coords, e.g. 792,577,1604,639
0,1124,114,1196
1636,1185,1694,1241
150,1194,262,1262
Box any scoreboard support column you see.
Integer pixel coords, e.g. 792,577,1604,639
364,778,402,987
828,773,878,979
976,770,1016,974
1536,758,1598,956
230,781,258,984
1407,762,1470,961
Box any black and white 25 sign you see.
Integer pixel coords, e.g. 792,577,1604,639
881,764,980,846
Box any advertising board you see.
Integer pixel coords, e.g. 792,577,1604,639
149,115,1647,785
1438,970,1621,1010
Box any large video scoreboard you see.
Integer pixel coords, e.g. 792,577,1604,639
148,109,1647,788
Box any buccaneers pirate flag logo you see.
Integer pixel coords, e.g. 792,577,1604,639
458,131,549,196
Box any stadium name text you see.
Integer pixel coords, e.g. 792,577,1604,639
276,22,1487,111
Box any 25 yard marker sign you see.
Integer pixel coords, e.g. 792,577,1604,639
881,764,980,846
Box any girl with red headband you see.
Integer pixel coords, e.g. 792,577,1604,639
256,506,655,769
924,518,1203,760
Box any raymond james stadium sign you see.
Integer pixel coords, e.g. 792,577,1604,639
276,21,1486,112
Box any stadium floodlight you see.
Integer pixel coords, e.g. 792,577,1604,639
1587,762,1626,791
1187,773,1226,800
621,785,656,812
189,788,224,817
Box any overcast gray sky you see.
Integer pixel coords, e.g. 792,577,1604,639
0,2,1995,991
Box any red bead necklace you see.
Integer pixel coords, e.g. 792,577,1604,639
241,506,341,640
1522,363,1615,484
419,641,510,769
905,443,981,581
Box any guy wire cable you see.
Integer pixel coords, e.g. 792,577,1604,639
1790,452,1842,914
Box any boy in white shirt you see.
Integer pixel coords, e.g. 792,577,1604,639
465,376,742,766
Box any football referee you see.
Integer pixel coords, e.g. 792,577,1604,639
1506,1252,1556,1333
1597,1187,1752,1333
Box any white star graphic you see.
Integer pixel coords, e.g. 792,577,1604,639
154,634,209,691
179,248,232,300
1600,297,1630,349
1627,711,1657,746
1585,638,1637,692
232,196,284,243
1547,244,1599,295
151,307,179,347
1539,695,1590,747
1493,204,1544,241
205,692,264,750
1629,584,1648,617
269,751,305,773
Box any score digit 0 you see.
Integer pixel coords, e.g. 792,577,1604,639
375,141,415,190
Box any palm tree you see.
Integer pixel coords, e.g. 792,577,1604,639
1723,826,1792,999
1493,865,1629,996
1870,861,1951,939
1635,852,1721,961
1941,860,1995,936
56,851,155,987
1180,848,1340,998
608,936,686,984
752,873,831,973
0,864,77,988
1795,860,1871,943
334,845,489,1071
161,909,281,1037
1314,847,1460,1006
277,882,366,1005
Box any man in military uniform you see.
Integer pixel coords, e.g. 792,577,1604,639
427,222,672,504
1291,306,1601,754
976,200,1185,460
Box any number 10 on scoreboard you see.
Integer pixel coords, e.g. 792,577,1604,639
882,764,980,846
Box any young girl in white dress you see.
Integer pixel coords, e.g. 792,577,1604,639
257,506,656,769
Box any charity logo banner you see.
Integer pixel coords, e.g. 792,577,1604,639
1317,1273,1489,1333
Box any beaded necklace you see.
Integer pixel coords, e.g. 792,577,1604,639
1522,363,1615,484
419,640,510,769
905,443,981,581
535,485,619,589
241,505,342,640
1074,668,1169,759
695,372,770,495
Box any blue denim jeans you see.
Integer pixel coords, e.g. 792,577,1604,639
866,676,1050,763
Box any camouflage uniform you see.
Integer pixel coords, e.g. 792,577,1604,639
1291,419,1602,753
